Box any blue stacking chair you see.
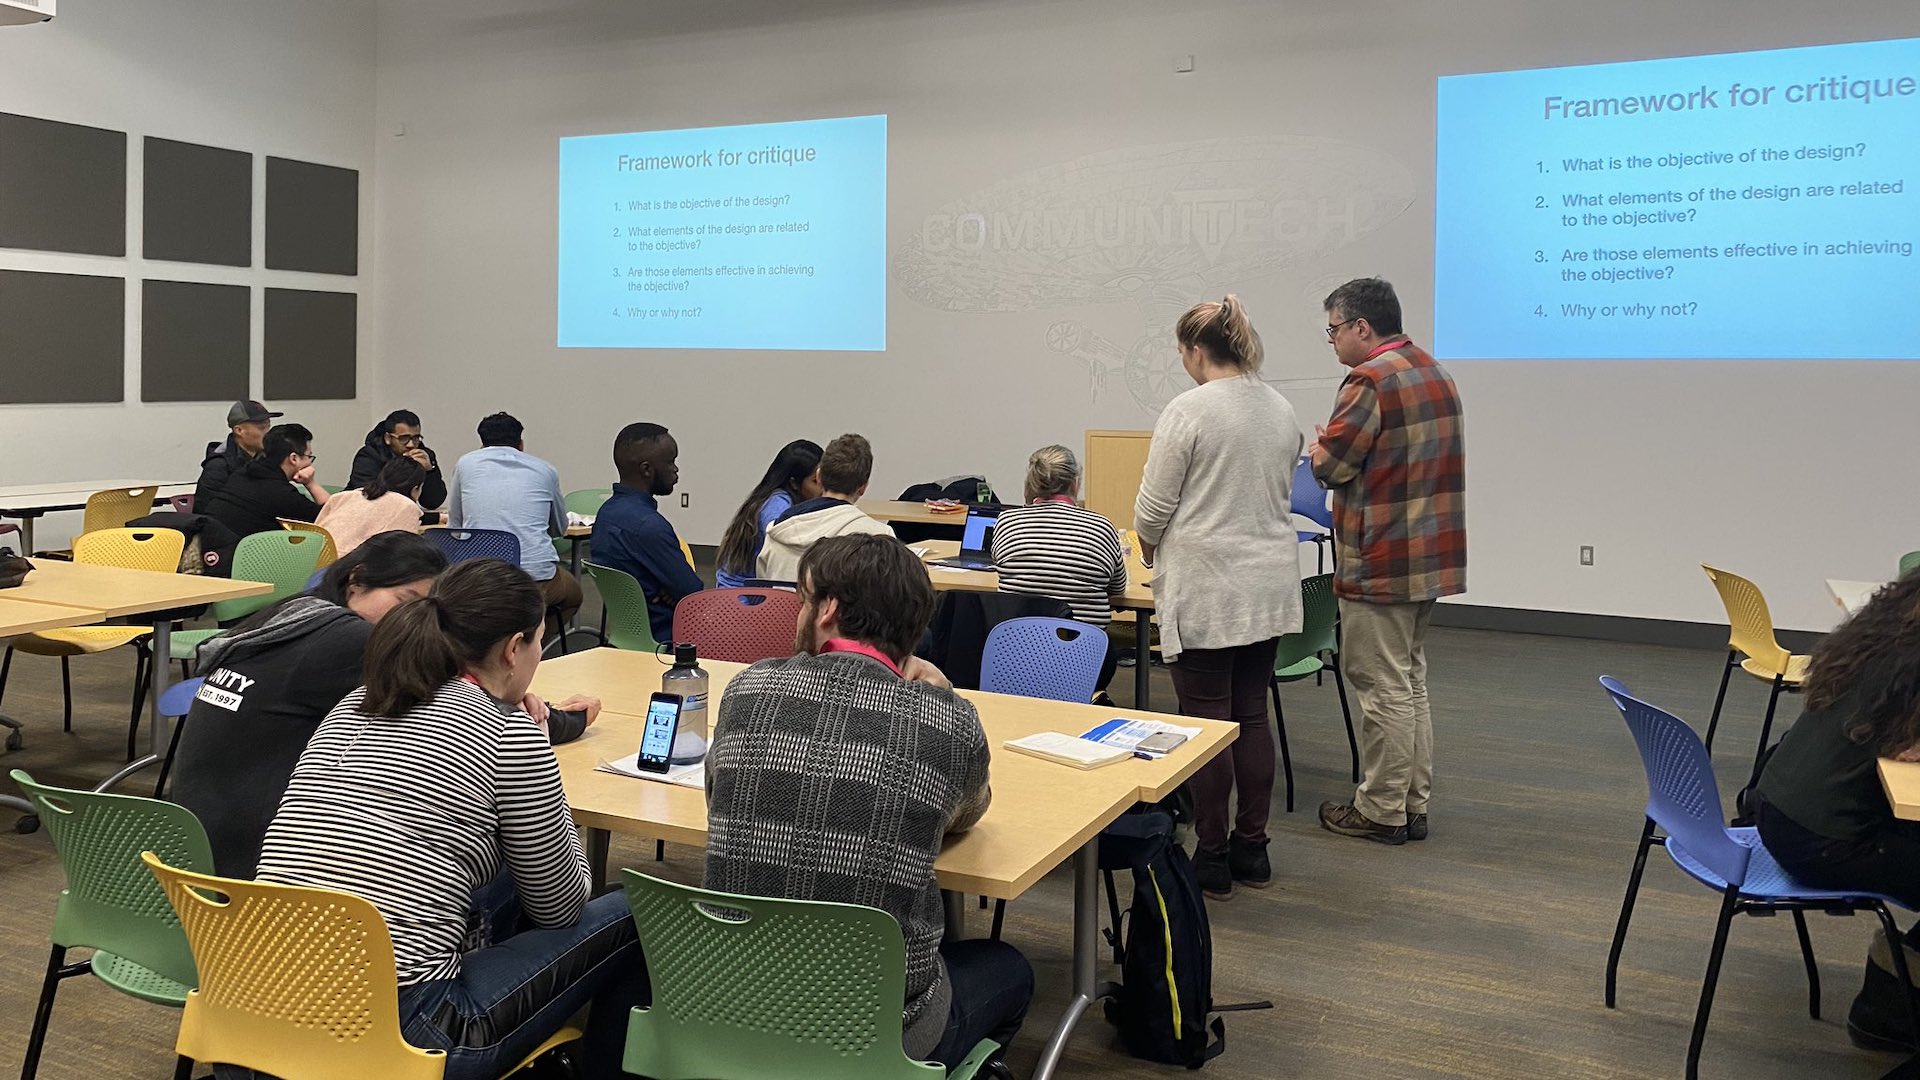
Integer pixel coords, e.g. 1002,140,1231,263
1599,676,1918,1079
980,617,1106,704
425,527,521,566
1291,456,1334,573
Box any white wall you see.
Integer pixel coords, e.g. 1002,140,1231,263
0,0,377,546
369,0,1920,631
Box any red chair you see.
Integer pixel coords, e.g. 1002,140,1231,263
672,588,802,663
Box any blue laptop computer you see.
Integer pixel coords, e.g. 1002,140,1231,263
926,506,1003,571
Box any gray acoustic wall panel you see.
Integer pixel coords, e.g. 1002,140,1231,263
0,270,124,404
141,280,249,402
264,288,355,400
144,138,251,266
265,156,358,275
0,113,127,256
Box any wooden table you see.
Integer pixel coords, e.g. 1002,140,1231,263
915,537,1161,710
858,499,972,527
0,596,110,816
1827,579,1881,617
531,648,1236,1079
0,481,195,553
12,559,271,757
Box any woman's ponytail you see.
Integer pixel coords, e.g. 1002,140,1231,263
1174,293,1264,372
360,559,543,716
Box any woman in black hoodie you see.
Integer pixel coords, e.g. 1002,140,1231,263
169,531,600,876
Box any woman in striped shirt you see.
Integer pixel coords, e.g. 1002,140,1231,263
255,559,644,1079
989,445,1128,693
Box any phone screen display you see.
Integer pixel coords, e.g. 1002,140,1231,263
639,696,680,771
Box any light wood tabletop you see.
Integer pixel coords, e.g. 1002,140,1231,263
0,597,107,637
857,499,970,527
531,650,1235,898
1879,758,1920,821
13,559,271,618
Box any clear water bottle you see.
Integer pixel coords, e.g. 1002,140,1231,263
661,642,709,763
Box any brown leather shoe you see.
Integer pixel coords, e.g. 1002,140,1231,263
1318,801,1407,846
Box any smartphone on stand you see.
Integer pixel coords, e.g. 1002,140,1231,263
637,692,683,774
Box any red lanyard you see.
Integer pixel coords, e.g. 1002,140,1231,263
1033,495,1076,505
822,638,904,677
1365,338,1413,361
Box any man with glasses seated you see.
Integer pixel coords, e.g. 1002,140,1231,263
203,422,332,539
349,408,449,513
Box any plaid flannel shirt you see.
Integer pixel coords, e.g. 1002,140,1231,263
1312,340,1466,603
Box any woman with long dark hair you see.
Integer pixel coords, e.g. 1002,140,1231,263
317,454,430,554
714,438,824,587
1754,569,1920,1050
255,559,643,1079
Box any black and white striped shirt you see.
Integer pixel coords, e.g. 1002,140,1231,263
989,501,1129,625
256,679,590,986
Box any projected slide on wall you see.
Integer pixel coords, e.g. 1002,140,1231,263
1435,38,1918,359
558,115,886,350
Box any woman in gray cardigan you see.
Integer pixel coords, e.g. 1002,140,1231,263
1134,294,1304,899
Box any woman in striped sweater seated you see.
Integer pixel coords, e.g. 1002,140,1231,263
255,559,644,1080
987,445,1130,695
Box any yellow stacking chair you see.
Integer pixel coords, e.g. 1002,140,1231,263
1701,563,1811,785
144,854,580,1080
81,486,160,535
0,528,184,759
277,518,339,568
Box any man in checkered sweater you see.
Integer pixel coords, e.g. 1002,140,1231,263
704,533,1032,1068
1312,277,1467,847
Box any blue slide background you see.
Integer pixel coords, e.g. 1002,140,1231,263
559,115,886,350
1435,38,1919,359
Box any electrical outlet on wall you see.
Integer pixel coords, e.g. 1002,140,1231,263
680,493,689,508
1579,545,1594,566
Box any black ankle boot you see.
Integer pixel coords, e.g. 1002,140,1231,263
1228,838,1271,888
1849,944,1920,1052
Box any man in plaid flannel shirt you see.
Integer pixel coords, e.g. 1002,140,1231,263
1310,278,1466,846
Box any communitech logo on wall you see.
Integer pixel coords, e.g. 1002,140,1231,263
894,136,1414,413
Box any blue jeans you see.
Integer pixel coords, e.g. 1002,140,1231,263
929,938,1034,1067
397,889,645,1080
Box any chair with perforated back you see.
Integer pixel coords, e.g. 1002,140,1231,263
82,486,160,535
0,528,185,758
1268,573,1358,813
143,854,581,1080
979,617,1106,703
619,870,1005,1080
585,563,663,654
1290,456,1334,573
11,770,210,1080
426,527,521,566
167,494,194,515
278,518,339,568
170,531,328,668
1902,551,1920,578
1597,678,1917,1080
1699,564,1810,784
672,588,803,663
554,488,612,561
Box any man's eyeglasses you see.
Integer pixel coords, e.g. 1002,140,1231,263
1325,318,1360,342
295,451,318,464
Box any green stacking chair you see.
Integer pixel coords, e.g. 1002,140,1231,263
585,562,662,654
170,531,328,666
555,488,613,563
11,769,210,1080
1269,573,1358,813
619,870,1007,1080
1901,551,1920,577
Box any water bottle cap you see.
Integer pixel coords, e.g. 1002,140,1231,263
673,642,699,666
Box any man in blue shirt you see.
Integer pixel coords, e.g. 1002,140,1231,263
447,412,581,637
592,422,704,643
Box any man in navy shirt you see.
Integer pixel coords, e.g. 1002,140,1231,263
591,422,704,643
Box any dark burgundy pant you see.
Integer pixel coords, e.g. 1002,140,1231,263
1169,638,1279,854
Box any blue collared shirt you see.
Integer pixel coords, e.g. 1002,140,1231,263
591,484,705,641
447,446,566,581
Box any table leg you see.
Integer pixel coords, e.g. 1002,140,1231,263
149,618,173,757
18,514,36,555
586,827,611,890
942,890,967,940
1133,609,1151,710
1031,841,1099,1080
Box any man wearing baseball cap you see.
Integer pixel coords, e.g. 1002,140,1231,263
193,400,284,511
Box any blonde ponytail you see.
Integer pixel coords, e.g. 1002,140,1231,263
1175,293,1264,372
1024,445,1080,503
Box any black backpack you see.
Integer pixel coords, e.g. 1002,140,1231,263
1101,810,1230,1067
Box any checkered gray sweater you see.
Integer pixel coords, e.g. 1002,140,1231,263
704,650,992,1057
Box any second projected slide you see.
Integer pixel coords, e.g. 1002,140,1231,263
1435,38,1918,359
558,115,885,350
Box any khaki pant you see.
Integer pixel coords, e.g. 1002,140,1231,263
540,568,584,642
1341,597,1436,827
